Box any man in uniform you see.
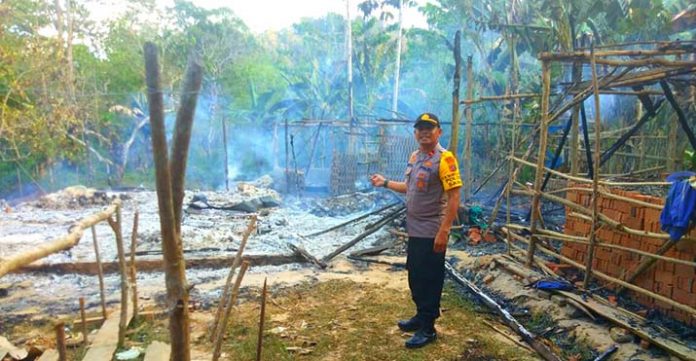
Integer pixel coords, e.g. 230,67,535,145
370,112,462,348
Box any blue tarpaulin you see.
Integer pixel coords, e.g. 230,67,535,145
660,177,696,240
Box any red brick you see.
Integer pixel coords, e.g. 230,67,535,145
675,263,696,278
672,289,695,306
675,276,694,292
654,270,674,285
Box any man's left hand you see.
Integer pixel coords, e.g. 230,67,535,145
434,229,448,253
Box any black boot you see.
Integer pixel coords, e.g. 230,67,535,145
397,316,421,332
405,324,437,349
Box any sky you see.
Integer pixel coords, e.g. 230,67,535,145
90,0,430,33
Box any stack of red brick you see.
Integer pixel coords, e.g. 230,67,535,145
561,186,696,325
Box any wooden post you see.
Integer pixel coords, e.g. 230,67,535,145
636,100,645,170
211,216,257,342
391,0,403,115
55,322,67,361
449,30,462,156
212,261,251,361
346,0,355,153
91,226,107,319
79,297,88,347
129,210,139,319
526,60,551,267
583,43,603,288
144,42,194,361
222,117,229,191
107,206,129,348
464,55,474,202
569,59,582,176
284,118,289,194
255,278,268,361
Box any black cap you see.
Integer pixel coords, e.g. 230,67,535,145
414,112,440,128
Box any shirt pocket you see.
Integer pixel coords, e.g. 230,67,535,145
415,166,431,192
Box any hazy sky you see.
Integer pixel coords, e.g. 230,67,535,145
90,0,429,33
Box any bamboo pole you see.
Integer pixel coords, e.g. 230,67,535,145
616,239,682,295
222,117,229,191
107,206,129,348
449,30,462,156
504,224,696,267
584,44,603,288
91,226,107,319
464,55,474,202
129,210,139,319
79,297,88,347
461,93,540,104
511,156,670,186
570,56,581,176
211,216,257,342
504,229,696,317
55,322,67,361
212,261,250,361
255,277,267,361
0,201,119,278
526,60,551,267
539,48,696,60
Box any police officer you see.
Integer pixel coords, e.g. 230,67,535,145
370,112,462,348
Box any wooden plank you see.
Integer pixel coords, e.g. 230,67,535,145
16,254,306,275
557,290,696,361
81,297,133,361
143,341,170,361
37,349,59,361
494,257,696,361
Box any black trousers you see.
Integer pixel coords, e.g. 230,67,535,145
406,236,446,325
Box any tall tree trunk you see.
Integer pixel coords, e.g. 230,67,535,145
144,43,202,361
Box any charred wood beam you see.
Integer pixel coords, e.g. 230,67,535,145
599,99,665,167
580,103,594,178
322,206,406,263
303,202,400,238
632,86,655,114
444,262,563,361
286,242,326,269
659,80,696,150
14,254,306,275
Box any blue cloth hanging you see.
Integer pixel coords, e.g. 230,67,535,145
660,178,696,240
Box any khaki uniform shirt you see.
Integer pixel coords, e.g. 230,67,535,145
404,144,463,238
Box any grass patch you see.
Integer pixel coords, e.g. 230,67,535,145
210,279,538,361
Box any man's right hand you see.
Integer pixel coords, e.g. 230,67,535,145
370,174,385,188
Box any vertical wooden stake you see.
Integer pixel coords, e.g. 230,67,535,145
130,209,139,319
108,206,129,348
255,278,268,361
212,261,251,361
91,226,107,319
55,322,67,361
449,30,462,156
526,60,551,267
464,55,474,203
584,42,603,288
79,297,88,347
211,216,257,342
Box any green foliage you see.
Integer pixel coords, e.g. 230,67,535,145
0,0,692,196
685,150,696,171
